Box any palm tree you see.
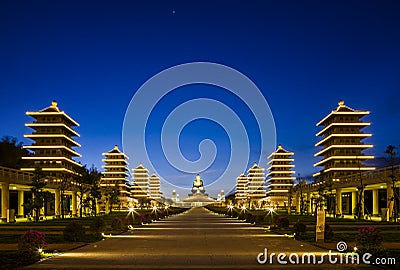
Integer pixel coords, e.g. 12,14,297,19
384,145,398,222
73,164,90,218
87,166,102,216
27,167,47,222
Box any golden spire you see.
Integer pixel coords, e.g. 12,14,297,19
51,100,58,107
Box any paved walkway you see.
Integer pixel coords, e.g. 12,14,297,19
26,208,369,269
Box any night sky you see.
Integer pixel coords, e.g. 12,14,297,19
1,1,399,197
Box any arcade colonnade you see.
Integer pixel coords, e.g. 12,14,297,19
294,166,400,219
0,166,81,221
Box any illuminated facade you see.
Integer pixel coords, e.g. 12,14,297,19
21,100,81,216
235,173,248,201
149,173,162,200
101,145,130,207
22,100,82,176
246,163,266,201
266,145,295,206
132,164,149,199
314,100,375,181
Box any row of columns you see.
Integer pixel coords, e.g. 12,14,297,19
295,185,396,219
1,183,78,220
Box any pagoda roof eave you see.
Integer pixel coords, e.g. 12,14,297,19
24,134,81,147
315,133,372,147
313,155,375,167
314,144,373,157
23,145,82,157
26,111,79,126
25,123,80,137
322,167,375,173
21,156,82,167
316,123,370,137
317,111,369,127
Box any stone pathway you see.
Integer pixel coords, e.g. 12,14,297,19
26,207,371,269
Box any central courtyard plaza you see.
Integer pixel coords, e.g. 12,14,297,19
26,207,371,269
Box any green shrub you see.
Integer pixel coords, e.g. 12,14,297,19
111,218,123,231
254,214,265,224
90,218,106,233
293,221,307,239
324,223,334,240
276,216,289,228
63,221,85,242
126,214,134,225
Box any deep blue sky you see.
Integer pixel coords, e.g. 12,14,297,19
1,1,399,197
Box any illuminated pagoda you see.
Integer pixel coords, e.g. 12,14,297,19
265,145,296,206
101,145,131,208
314,100,375,181
235,173,248,201
22,100,81,216
149,173,162,201
131,164,149,199
246,163,266,201
22,100,82,177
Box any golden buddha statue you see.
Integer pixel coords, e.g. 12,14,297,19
192,174,205,194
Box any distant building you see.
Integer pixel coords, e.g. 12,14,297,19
22,100,82,177
149,173,162,200
171,189,179,203
101,145,130,209
314,100,375,181
217,190,225,202
246,163,266,201
266,145,296,206
235,173,248,201
131,164,149,199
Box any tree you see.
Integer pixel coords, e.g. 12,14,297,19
58,173,72,219
355,158,366,220
138,197,151,209
312,176,325,217
27,168,47,222
287,183,293,214
87,166,102,216
73,165,90,218
384,145,398,222
0,136,32,169
296,174,307,215
105,184,120,213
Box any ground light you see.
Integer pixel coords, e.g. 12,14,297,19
226,204,234,214
266,206,276,224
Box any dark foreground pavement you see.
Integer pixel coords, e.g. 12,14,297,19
26,207,372,269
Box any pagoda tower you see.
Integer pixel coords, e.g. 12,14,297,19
246,163,266,201
149,173,162,201
266,145,296,205
314,100,375,181
131,164,149,199
22,100,82,177
101,145,130,208
235,173,248,201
